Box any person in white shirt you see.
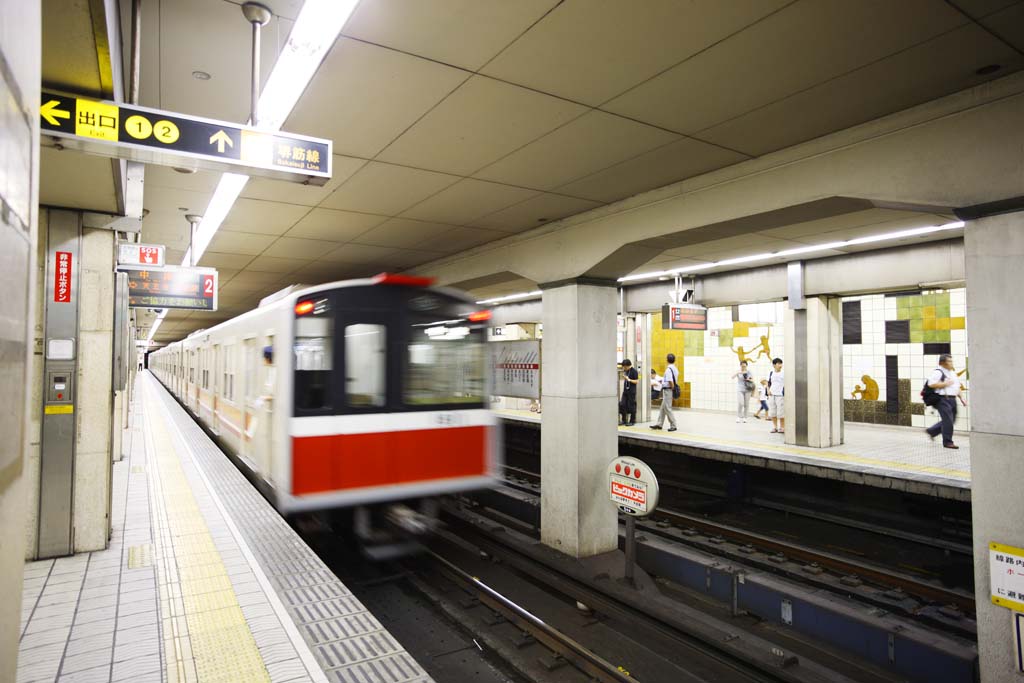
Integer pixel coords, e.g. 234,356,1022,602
650,368,662,401
650,354,678,432
754,379,769,420
767,358,785,434
925,353,967,449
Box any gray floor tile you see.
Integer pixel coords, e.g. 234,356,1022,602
55,663,112,683
65,631,115,658
59,648,112,675
111,655,161,682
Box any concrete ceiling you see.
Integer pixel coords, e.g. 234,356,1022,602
38,0,1024,342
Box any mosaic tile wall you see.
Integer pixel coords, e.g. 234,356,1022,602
842,289,969,431
652,302,787,411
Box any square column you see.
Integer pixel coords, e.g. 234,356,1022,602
539,280,619,558
783,296,843,447
965,211,1024,681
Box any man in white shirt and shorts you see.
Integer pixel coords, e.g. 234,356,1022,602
768,358,785,434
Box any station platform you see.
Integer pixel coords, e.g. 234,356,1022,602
16,375,431,683
496,407,971,501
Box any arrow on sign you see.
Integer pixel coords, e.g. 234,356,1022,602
41,100,71,126
209,130,233,153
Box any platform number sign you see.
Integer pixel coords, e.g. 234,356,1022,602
608,457,660,517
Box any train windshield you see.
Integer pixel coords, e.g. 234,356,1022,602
406,316,486,406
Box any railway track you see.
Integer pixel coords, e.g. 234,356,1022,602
501,464,975,616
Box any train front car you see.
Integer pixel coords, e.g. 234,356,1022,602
281,274,500,553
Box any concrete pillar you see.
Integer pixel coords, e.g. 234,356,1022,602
784,296,843,447
539,280,619,558
966,211,1024,681
0,0,40,677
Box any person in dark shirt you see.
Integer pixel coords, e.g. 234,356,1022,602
619,359,639,426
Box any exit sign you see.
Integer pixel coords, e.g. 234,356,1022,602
118,243,165,268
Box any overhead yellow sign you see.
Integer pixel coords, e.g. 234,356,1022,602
39,90,332,185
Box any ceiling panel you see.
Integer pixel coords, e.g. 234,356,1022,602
285,207,387,241
283,37,469,159
481,0,789,105
245,255,310,274
320,162,460,215
220,198,309,235
40,148,120,213
240,155,368,206
144,166,222,194
197,251,254,270
318,243,398,264
431,227,510,252
204,230,278,256
979,2,1024,51
343,0,558,70
474,110,679,190
381,248,452,270
400,178,538,225
603,0,967,134
262,237,342,259
698,23,1023,156
473,193,602,231
555,137,748,203
376,75,589,175
353,218,458,249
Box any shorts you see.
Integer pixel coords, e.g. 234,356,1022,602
768,394,784,418
760,400,769,411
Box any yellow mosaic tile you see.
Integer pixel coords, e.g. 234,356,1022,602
951,316,966,330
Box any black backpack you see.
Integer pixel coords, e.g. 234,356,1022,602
669,367,681,400
920,378,941,407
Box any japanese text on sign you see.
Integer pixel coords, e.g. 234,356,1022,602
40,91,331,184
610,477,648,513
120,267,218,311
54,251,72,303
490,340,541,399
662,303,708,331
990,542,1024,612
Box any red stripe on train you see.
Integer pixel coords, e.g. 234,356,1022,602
291,426,489,495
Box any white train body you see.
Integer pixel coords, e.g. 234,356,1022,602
150,275,500,515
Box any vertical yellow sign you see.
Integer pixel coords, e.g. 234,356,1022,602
75,99,120,141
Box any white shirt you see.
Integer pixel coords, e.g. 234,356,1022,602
651,375,662,391
768,369,785,396
662,365,678,394
928,367,960,396
758,386,768,401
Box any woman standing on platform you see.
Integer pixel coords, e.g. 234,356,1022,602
619,359,639,426
732,360,754,423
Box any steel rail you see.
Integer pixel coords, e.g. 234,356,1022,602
424,548,636,683
500,465,974,613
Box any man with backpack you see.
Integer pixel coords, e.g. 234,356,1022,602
924,353,967,449
768,358,785,434
650,353,679,432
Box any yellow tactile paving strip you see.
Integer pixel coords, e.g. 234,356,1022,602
143,384,271,683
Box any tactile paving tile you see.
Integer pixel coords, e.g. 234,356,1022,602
150,378,433,683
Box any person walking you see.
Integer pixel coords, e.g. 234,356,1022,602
650,354,678,432
768,358,785,434
754,379,769,419
618,359,639,426
925,353,967,449
732,360,754,423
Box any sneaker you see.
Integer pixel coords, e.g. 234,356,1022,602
667,427,677,432
735,418,741,423
650,425,662,430
742,419,747,423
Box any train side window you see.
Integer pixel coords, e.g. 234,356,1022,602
295,311,333,411
344,324,386,408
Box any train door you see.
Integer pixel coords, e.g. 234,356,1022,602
212,344,221,434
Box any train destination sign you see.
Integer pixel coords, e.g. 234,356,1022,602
40,90,332,184
662,302,708,331
119,266,218,311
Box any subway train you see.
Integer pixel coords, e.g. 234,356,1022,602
150,273,500,548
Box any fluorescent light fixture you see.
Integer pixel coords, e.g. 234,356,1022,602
618,221,965,284
475,290,543,305
184,172,249,266
147,309,167,343
255,0,359,131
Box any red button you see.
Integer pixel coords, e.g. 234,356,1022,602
633,469,641,478
614,464,621,473
57,393,63,399
624,467,631,476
